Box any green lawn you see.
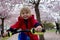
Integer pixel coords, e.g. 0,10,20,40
46,29,56,32
2,37,9,40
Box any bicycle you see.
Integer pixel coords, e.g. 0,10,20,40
7,28,44,40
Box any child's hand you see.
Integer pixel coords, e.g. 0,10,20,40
35,26,42,32
3,32,8,37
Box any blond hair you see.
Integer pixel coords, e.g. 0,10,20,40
20,7,31,16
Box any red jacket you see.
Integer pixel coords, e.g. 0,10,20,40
11,15,39,40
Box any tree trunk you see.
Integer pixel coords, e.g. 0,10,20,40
35,5,41,23
1,18,4,37
34,2,45,40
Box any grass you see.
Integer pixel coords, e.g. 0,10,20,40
2,37,9,40
46,29,56,32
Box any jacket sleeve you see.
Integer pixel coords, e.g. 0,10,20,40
6,16,21,34
10,21,20,29
10,16,21,29
7,21,20,34
33,20,46,32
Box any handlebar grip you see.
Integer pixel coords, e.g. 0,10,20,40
31,28,44,35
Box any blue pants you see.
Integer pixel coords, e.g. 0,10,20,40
18,32,30,40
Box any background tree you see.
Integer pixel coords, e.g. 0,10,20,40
0,11,11,37
29,0,41,23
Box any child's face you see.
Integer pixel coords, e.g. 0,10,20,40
20,10,31,19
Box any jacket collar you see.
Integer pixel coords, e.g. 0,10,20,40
18,15,34,21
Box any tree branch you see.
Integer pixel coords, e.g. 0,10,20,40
29,0,36,5
36,0,40,5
